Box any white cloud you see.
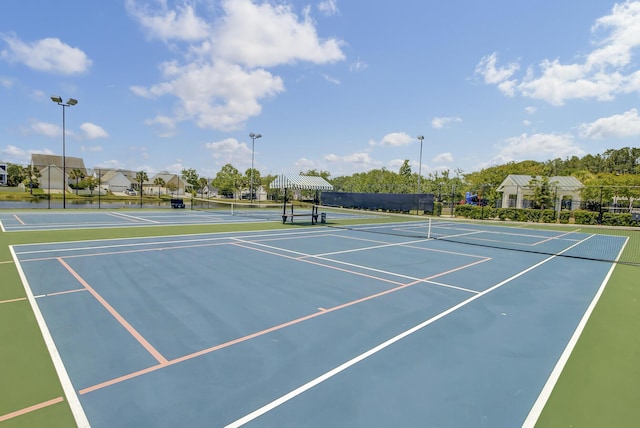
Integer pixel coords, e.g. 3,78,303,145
0,144,54,164
212,0,345,68
477,2,640,105
349,58,368,72
95,159,126,170
497,133,585,161
125,0,210,42
525,106,537,114
324,152,382,173
318,0,339,16
80,123,109,139
30,121,61,138
322,73,340,84
373,132,413,147
205,138,252,167
432,152,454,163
145,115,177,137
475,52,519,96
578,108,640,139
128,0,344,131
0,34,91,75
431,116,462,129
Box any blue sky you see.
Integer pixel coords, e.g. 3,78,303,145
1,0,639,179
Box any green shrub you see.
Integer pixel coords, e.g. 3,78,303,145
558,211,571,224
574,210,599,225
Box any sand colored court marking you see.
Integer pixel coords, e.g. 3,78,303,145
0,396,64,423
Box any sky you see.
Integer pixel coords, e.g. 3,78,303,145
1,0,640,180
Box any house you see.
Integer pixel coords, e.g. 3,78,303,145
97,170,135,193
0,161,7,185
38,165,70,193
31,154,87,175
30,154,88,192
148,172,192,196
497,175,584,210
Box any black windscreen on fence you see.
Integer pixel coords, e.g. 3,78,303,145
321,192,434,213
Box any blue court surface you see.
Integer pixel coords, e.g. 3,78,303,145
11,222,625,427
0,209,264,231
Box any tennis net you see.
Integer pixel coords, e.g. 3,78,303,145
317,205,640,266
191,198,286,221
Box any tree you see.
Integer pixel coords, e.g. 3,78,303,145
83,176,97,195
135,171,149,194
197,177,208,198
529,176,555,209
153,177,166,197
69,169,85,194
25,165,41,194
181,168,199,195
244,168,261,199
7,164,27,187
213,164,241,198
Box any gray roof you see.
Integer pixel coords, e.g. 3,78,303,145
270,174,333,190
497,175,584,191
31,154,86,172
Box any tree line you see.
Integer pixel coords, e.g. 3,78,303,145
4,147,640,207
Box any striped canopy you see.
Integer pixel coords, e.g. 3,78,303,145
270,174,333,190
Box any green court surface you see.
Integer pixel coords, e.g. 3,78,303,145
0,212,638,427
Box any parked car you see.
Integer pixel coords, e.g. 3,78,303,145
124,188,137,196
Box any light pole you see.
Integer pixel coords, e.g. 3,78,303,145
51,96,78,209
249,132,262,203
416,135,424,193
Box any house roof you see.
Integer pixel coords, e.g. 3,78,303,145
269,174,334,190
99,170,133,183
497,175,584,191
31,154,86,172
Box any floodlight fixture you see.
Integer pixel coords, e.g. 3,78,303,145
249,133,263,203
50,95,78,208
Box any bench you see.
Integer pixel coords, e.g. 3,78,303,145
282,213,319,224
171,198,185,209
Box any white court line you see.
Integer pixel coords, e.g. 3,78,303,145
232,237,483,295
522,235,628,427
108,211,160,224
225,234,596,427
9,246,90,428
13,228,337,257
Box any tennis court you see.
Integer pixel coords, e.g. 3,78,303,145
7,215,627,427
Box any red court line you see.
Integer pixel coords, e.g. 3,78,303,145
13,214,25,225
0,297,27,305
57,257,168,365
0,396,64,423
79,256,489,395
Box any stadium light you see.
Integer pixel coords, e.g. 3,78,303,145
249,133,262,203
417,135,424,193
50,96,79,209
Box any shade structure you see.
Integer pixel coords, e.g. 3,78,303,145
269,174,333,191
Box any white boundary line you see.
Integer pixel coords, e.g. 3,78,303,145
9,246,90,428
224,234,596,427
521,235,629,427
